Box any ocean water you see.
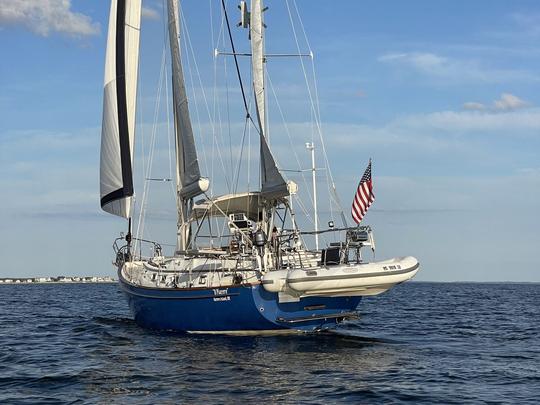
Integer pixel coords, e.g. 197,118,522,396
0,282,538,404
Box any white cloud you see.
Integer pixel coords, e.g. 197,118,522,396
517,167,540,176
400,109,540,133
323,108,540,145
0,0,99,37
378,51,538,83
463,93,529,112
379,52,447,72
289,108,540,175
1,128,95,152
463,102,486,111
141,6,160,21
493,93,528,111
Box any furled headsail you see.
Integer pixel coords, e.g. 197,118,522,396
250,0,288,199
167,0,209,201
100,0,142,218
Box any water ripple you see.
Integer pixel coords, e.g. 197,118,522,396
0,282,539,403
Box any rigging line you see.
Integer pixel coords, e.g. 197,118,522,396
209,0,216,197
219,0,260,134
307,36,338,229
294,193,315,227
224,55,234,189
180,4,219,136
164,42,174,197
284,0,323,229
209,0,215,49
137,1,173,250
182,6,229,186
266,70,317,238
210,0,232,194
219,24,233,193
294,194,328,248
220,0,248,115
246,56,261,199
212,46,232,192
232,116,250,194
137,47,167,246
311,53,347,227
291,0,347,226
247,103,251,193
134,14,146,234
183,3,232,193
179,5,210,177
141,61,170,245
215,38,232,193
285,1,344,229
266,72,313,207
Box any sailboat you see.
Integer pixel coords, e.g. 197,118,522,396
100,0,419,334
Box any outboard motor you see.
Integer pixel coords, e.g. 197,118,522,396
254,229,267,247
253,229,267,267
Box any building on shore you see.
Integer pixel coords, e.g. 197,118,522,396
0,277,116,284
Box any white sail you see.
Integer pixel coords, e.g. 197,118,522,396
167,0,208,200
100,0,142,218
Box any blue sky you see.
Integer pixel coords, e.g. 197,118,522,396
0,0,539,281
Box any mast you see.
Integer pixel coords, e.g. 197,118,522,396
100,0,142,220
167,0,209,251
306,142,319,250
248,0,288,200
250,0,266,136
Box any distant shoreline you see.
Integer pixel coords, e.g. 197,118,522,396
0,277,116,285
0,281,117,285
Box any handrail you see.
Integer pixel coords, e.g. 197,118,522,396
113,236,163,264
296,225,371,236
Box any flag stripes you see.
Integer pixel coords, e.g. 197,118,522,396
351,160,374,224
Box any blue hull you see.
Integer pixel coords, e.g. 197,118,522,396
118,273,361,333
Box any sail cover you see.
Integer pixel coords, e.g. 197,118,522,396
250,0,288,199
100,0,142,218
167,0,207,200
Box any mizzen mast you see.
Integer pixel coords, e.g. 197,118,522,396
241,0,288,200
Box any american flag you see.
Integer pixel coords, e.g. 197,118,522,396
351,160,374,224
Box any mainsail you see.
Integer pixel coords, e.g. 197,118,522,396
167,0,209,250
100,0,142,218
167,0,208,201
250,0,288,199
